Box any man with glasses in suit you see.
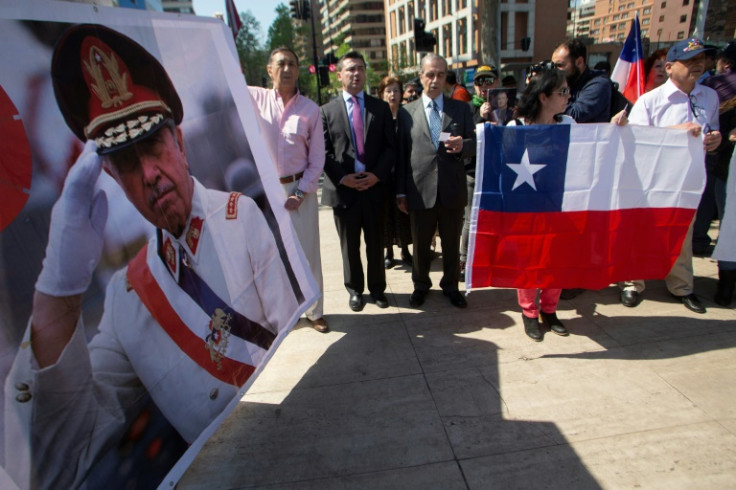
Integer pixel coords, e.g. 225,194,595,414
621,38,722,313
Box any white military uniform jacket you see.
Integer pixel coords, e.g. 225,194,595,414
4,178,298,489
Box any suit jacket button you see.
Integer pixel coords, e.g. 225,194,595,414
209,388,219,400
16,392,31,403
15,382,29,391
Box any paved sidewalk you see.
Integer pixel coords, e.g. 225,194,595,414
180,202,736,489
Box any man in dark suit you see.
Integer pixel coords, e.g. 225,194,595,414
397,53,476,308
321,51,396,311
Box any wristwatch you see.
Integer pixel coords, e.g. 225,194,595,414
293,188,304,200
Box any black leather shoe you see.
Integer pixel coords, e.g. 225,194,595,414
539,311,568,336
384,256,395,269
443,290,467,308
522,314,543,342
409,289,427,307
371,292,389,308
679,293,706,314
349,293,364,312
620,290,641,308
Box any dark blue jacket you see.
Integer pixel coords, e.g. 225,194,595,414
566,68,611,123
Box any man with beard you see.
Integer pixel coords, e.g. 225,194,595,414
552,38,611,123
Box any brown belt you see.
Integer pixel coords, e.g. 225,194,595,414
279,171,304,184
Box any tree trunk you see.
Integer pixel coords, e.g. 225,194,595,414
479,0,499,67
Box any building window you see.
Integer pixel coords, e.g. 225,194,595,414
443,24,451,58
659,15,665,21
458,18,467,55
683,0,689,5
627,2,635,7
661,1,666,7
594,18,601,25
642,18,650,25
643,7,651,13
642,29,648,36
680,14,687,22
613,14,620,20
610,24,617,31
677,31,685,39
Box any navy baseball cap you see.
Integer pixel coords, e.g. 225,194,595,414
666,38,716,62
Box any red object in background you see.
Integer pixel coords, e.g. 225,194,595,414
308,65,316,74
328,63,336,72
225,0,243,41
0,84,32,232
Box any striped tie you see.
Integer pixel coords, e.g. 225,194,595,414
429,100,442,149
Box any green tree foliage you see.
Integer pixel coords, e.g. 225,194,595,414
267,3,296,51
235,10,268,88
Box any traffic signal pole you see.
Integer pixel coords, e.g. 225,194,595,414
290,0,321,105
309,6,321,105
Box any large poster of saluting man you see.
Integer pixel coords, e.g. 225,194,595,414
0,2,318,488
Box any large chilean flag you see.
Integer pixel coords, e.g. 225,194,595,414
466,123,706,290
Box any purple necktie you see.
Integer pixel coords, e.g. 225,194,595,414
351,96,365,162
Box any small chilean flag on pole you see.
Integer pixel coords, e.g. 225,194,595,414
611,13,645,103
225,0,243,41
466,123,705,291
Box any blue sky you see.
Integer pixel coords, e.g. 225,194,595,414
192,0,282,36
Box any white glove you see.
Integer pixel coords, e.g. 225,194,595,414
36,140,108,296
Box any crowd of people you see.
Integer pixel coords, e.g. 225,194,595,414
6,24,736,488
248,36,736,342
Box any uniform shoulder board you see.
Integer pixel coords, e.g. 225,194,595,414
226,192,242,220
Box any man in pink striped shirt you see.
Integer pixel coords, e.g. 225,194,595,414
250,47,329,333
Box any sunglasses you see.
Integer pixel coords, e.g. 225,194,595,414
476,78,496,86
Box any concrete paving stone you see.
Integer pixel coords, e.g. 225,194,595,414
655,363,736,420
567,422,736,489
423,368,562,459
490,356,710,443
720,418,736,435
460,421,736,489
245,326,344,396
403,309,612,374
460,442,603,489
221,462,467,490
269,315,421,389
180,375,454,488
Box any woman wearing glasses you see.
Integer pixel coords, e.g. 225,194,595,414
506,68,574,341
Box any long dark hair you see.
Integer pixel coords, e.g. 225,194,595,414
515,69,566,123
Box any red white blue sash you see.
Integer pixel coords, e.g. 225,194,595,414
127,235,272,387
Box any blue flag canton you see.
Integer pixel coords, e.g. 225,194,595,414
479,124,570,213
620,16,643,62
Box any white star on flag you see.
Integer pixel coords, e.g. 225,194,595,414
506,148,546,191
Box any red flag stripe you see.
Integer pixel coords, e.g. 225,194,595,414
471,207,695,290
